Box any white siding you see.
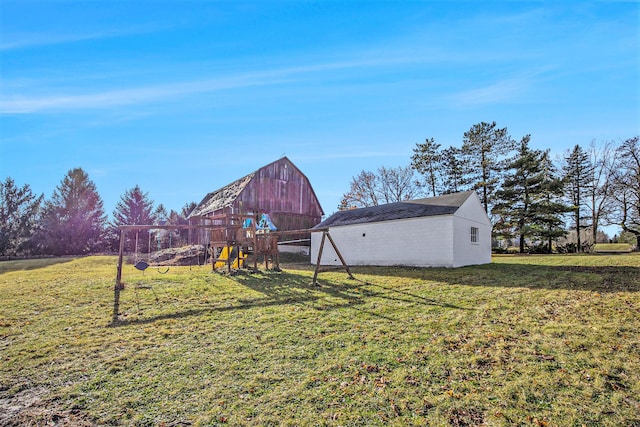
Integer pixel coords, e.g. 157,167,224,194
310,192,492,269
452,194,492,267
311,215,456,267
452,192,492,226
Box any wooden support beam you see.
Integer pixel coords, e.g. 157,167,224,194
271,227,327,236
112,227,126,323
312,229,354,285
325,231,355,280
312,231,327,286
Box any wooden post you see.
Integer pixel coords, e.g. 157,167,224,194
253,216,258,270
312,231,327,286
312,230,354,285
226,226,231,273
325,231,355,280
272,235,280,271
113,227,126,323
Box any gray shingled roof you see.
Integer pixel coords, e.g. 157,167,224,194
315,191,475,228
188,173,255,218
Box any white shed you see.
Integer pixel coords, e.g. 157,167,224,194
311,191,491,268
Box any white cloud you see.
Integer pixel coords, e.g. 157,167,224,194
0,25,165,51
0,53,429,114
0,72,294,114
444,76,532,108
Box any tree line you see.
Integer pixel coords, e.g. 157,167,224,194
340,122,639,253
2,126,638,256
0,168,196,257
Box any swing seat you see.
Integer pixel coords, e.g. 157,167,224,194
134,260,150,271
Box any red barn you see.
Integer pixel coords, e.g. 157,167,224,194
188,157,324,243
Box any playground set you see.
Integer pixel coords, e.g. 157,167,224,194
112,212,353,323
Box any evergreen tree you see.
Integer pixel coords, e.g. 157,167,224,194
411,137,442,197
440,146,471,194
493,135,546,253
0,177,43,256
181,202,197,218
151,203,170,250
174,202,197,244
562,145,594,252
154,204,169,224
462,121,515,213
536,151,572,252
39,168,107,255
110,185,157,253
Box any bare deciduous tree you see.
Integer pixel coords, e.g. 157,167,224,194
612,136,640,248
586,140,619,246
340,165,422,209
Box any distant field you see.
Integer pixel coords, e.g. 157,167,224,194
1,254,639,426
593,243,633,253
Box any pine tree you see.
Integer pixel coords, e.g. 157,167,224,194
411,137,442,197
536,151,572,253
493,135,545,253
154,204,169,225
181,202,197,218
175,202,197,244
0,177,43,256
440,146,472,194
110,185,157,252
462,121,515,213
562,145,594,252
39,168,107,255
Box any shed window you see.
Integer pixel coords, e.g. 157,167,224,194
470,227,479,244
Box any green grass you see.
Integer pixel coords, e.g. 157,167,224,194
1,254,639,426
593,243,633,253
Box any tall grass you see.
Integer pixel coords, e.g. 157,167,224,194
1,254,638,426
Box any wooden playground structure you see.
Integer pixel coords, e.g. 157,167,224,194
112,213,353,323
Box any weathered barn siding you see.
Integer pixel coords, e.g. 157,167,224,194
188,157,323,243
234,159,323,227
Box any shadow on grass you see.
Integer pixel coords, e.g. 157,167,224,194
110,293,321,327
0,257,76,275
348,262,640,293
111,268,467,327
236,269,469,311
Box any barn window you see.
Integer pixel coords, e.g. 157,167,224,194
470,227,479,244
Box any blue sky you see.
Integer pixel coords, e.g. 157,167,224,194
1,1,638,221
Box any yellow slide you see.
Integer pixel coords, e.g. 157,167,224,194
214,246,246,269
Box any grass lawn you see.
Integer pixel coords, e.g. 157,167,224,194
1,254,639,426
593,243,633,253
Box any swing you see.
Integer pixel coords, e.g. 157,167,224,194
133,230,170,274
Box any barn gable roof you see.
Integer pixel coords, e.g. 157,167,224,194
188,173,255,218
315,191,476,228
188,156,323,219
